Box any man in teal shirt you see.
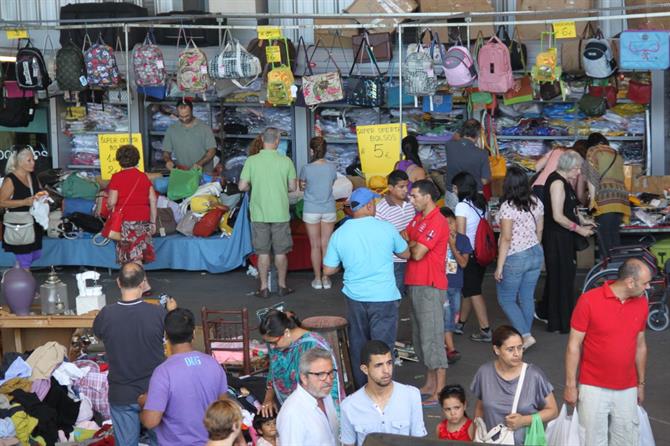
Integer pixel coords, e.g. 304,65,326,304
162,99,217,173
239,127,297,298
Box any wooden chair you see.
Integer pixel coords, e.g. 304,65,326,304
201,307,267,376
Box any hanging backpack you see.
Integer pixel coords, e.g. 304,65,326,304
582,31,617,79
532,32,561,84
266,38,295,106
208,29,261,89
402,41,438,97
15,39,51,90
620,30,670,70
133,31,167,87
477,35,514,94
442,42,477,88
468,202,497,267
84,34,121,88
496,26,527,72
56,40,87,91
176,33,211,94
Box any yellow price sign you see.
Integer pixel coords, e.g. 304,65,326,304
98,133,144,180
257,26,282,40
265,45,282,63
65,106,86,120
553,21,577,39
356,123,407,180
5,29,28,39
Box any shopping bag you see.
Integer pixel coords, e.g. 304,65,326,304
638,405,656,446
61,174,100,200
524,413,547,446
167,168,201,201
546,405,583,446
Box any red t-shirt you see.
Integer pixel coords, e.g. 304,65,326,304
437,418,473,441
571,281,648,389
404,207,449,290
108,168,152,222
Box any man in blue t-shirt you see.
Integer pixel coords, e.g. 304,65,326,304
323,188,410,388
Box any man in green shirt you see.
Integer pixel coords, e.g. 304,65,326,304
162,99,217,173
239,127,297,298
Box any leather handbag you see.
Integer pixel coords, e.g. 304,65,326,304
588,77,617,108
3,212,35,246
351,32,392,62
301,39,344,106
539,80,562,101
156,207,177,237
503,76,533,105
627,79,651,105
579,92,607,117
101,177,140,241
497,26,527,72
346,38,385,107
561,22,597,75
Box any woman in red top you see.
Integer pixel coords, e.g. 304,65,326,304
436,384,474,441
107,145,157,265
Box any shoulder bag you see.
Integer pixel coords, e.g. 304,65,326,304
346,37,385,107
474,362,528,444
301,39,344,106
3,176,36,246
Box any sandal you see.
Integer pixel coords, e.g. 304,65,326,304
254,288,271,299
277,287,294,297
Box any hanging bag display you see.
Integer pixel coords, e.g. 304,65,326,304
176,30,211,95
133,30,167,88
56,39,87,91
477,35,515,93
620,30,670,70
84,33,121,88
627,75,652,105
301,39,344,106
402,34,439,99
561,22,596,75
351,31,393,62
582,29,617,79
579,82,608,117
346,37,385,107
15,38,51,91
532,32,561,84
208,29,262,88
266,37,296,106
3,178,36,246
588,76,618,108
496,26,527,72
441,39,477,88
385,53,414,107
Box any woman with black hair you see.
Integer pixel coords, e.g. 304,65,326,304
494,166,544,350
452,172,492,343
257,310,341,417
395,135,426,193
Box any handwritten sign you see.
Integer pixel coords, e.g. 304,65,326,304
257,26,282,40
98,133,144,180
65,106,86,120
553,21,577,39
265,45,281,63
5,29,28,40
356,123,407,179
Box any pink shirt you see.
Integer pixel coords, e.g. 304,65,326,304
496,200,544,256
533,149,580,191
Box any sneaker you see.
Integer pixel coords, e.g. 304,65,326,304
311,279,323,290
523,335,537,351
453,322,465,335
447,349,461,364
322,276,332,290
534,312,548,324
470,329,492,343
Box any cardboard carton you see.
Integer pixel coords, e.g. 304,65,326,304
516,0,594,40
632,176,670,195
314,18,360,48
626,0,670,30
345,0,418,33
418,0,495,38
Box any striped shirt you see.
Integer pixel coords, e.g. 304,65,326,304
375,195,416,262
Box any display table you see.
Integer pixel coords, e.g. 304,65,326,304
0,309,97,354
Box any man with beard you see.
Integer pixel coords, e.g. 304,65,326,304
162,98,217,173
340,340,427,446
276,348,339,446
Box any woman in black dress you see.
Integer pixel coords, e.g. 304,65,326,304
542,150,595,333
0,146,44,269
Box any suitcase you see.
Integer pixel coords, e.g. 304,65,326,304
153,11,222,47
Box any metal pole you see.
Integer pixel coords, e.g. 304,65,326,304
124,24,132,143
398,23,403,151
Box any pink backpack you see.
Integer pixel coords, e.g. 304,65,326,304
442,45,477,88
477,36,514,93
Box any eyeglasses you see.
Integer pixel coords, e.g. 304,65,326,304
306,369,337,381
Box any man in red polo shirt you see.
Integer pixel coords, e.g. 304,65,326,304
564,258,650,446
405,179,450,406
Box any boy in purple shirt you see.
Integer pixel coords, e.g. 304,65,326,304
140,308,228,445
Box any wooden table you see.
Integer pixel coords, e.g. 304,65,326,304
0,308,97,354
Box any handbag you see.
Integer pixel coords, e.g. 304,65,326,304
3,212,36,246
351,31,392,62
561,22,597,75
167,168,202,201
578,92,607,117
525,413,548,446
497,26,527,72
385,55,414,107
176,211,199,237
503,76,534,106
474,363,528,444
301,39,344,106
480,111,506,180
101,177,141,241
156,207,177,237
346,37,385,107
539,81,562,101
588,77,617,108
627,78,651,105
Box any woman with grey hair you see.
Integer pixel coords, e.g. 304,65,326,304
0,145,44,269
541,150,595,334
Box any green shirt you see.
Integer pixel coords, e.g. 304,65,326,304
162,119,217,173
240,149,296,223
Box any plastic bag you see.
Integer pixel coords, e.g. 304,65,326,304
546,405,582,446
167,168,201,201
525,413,547,446
638,405,656,446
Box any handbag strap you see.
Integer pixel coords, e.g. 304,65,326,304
115,174,142,213
599,149,618,182
296,36,312,76
317,40,342,74
349,33,382,77
511,363,528,414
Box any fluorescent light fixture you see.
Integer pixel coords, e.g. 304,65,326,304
0,56,17,62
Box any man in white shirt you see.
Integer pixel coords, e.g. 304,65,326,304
277,348,339,446
340,340,427,446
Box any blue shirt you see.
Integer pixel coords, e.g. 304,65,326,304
447,233,473,290
324,217,407,302
340,381,427,446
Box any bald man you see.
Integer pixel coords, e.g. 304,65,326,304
93,263,177,446
565,258,650,446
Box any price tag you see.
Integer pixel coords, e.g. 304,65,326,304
265,45,282,63
553,21,577,39
257,26,282,40
98,133,144,180
356,123,407,179
5,29,28,39
66,106,86,120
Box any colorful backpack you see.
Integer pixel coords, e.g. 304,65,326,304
15,39,51,90
442,43,477,88
477,36,514,94
403,41,439,97
84,35,120,88
582,31,617,79
177,38,211,94
132,31,167,87
56,41,86,91
532,32,561,84
208,30,261,88
266,39,295,106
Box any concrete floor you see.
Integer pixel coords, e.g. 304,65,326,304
8,265,670,444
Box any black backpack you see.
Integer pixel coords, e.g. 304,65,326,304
56,42,86,91
0,96,36,127
15,39,51,90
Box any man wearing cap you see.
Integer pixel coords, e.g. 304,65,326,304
162,99,217,173
405,179,450,406
323,188,410,388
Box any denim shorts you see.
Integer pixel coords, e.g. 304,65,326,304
443,288,462,332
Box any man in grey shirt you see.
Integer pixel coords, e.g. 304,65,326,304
162,99,217,174
444,119,491,199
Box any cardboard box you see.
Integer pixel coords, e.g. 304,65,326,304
632,176,670,195
345,0,418,33
516,0,594,40
624,164,644,192
626,0,670,30
418,0,495,38
314,18,360,48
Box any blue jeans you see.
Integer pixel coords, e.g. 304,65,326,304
111,403,157,446
393,262,406,296
346,298,399,388
496,244,543,336
443,288,462,332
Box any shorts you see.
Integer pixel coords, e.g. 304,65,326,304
251,222,293,255
302,212,337,224
462,256,486,298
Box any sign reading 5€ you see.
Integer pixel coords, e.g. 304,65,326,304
356,123,407,179
98,133,144,180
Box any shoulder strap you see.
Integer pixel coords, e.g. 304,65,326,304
599,149,618,182
466,200,485,221
511,363,528,413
